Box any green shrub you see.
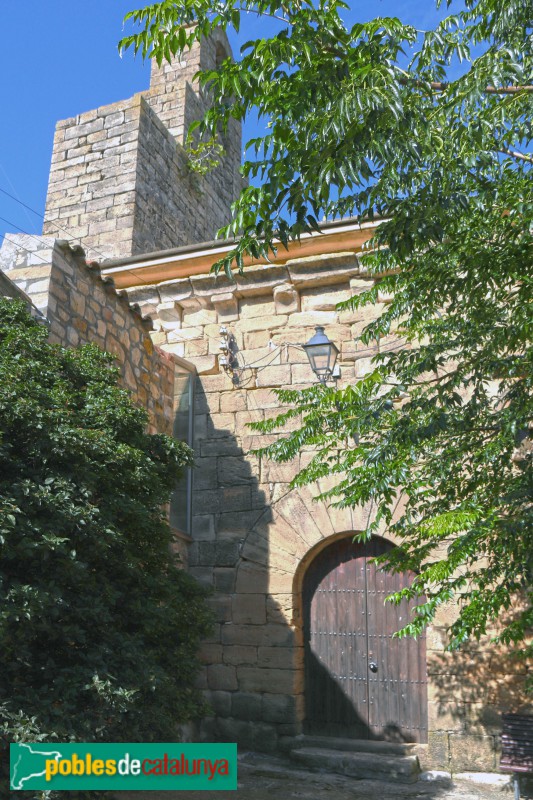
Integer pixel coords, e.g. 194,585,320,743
0,299,212,797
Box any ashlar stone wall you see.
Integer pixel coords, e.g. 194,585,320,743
125,249,531,772
0,234,175,436
42,30,242,262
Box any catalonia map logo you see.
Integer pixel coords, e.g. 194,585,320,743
10,742,237,791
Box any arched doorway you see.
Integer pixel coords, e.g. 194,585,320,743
303,536,428,743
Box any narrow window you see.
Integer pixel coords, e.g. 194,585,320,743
170,360,195,536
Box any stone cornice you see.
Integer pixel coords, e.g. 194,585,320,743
101,219,380,289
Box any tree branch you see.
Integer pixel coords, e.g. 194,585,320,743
497,148,533,164
397,74,533,95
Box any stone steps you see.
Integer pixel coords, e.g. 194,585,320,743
290,734,417,757
289,741,420,784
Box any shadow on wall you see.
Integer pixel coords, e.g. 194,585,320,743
427,633,531,773
188,378,527,774
188,380,376,750
188,379,436,750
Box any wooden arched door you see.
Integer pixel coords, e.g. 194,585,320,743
303,536,428,743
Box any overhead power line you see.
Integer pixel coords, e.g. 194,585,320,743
0,215,54,266
0,186,109,262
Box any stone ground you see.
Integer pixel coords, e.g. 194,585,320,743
113,751,532,800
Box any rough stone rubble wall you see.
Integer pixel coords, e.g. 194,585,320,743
42,31,242,262
127,251,530,772
0,234,174,435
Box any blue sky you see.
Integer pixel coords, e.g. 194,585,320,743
0,0,444,249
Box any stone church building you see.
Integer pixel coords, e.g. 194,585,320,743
0,30,528,780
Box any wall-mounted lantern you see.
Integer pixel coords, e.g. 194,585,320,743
219,324,340,385
302,326,340,384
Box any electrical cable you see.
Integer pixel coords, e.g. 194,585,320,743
0,217,53,266
0,186,110,263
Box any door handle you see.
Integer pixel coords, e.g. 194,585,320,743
369,661,378,673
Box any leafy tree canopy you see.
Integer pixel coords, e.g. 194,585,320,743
120,1,532,658
0,299,212,795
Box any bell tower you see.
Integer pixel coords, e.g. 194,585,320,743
42,30,242,261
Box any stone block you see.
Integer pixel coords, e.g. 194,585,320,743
237,314,288,333
286,311,338,328
290,363,315,384
300,286,351,312
213,568,236,594
185,338,209,357
168,325,203,343
266,595,293,625
207,594,233,622
277,723,302,737
231,691,262,721
428,700,464,732
212,292,238,321
462,703,502,735
255,364,292,388
216,717,254,748
260,458,300,484
207,412,235,436
237,667,297,694
192,355,219,375
427,732,450,771
223,645,258,666
193,457,218,490
239,297,276,319
156,301,182,330
234,265,289,297
188,566,214,587
258,646,302,670
221,623,293,648
234,562,269,595
199,541,240,568
449,734,497,772
262,693,300,724
244,330,272,349
273,282,300,314
246,388,279,409
287,252,360,287
191,514,215,541
193,413,208,443
232,594,266,625
194,388,220,414
199,643,223,665
220,391,248,413
183,308,217,327
268,568,296,594
219,485,252,512
205,690,232,717
240,534,268,566
354,356,375,377
207,663,238,692
200,438,243,458
217,510,260,539
251,723,278,753
378,289,394,303
427,625,449,652
217,456,259,486
193,490,220,519
251,482,272,511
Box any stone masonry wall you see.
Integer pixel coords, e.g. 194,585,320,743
125,251,531,772
42,99,141,262
42,31,242,262
0,234,175,436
